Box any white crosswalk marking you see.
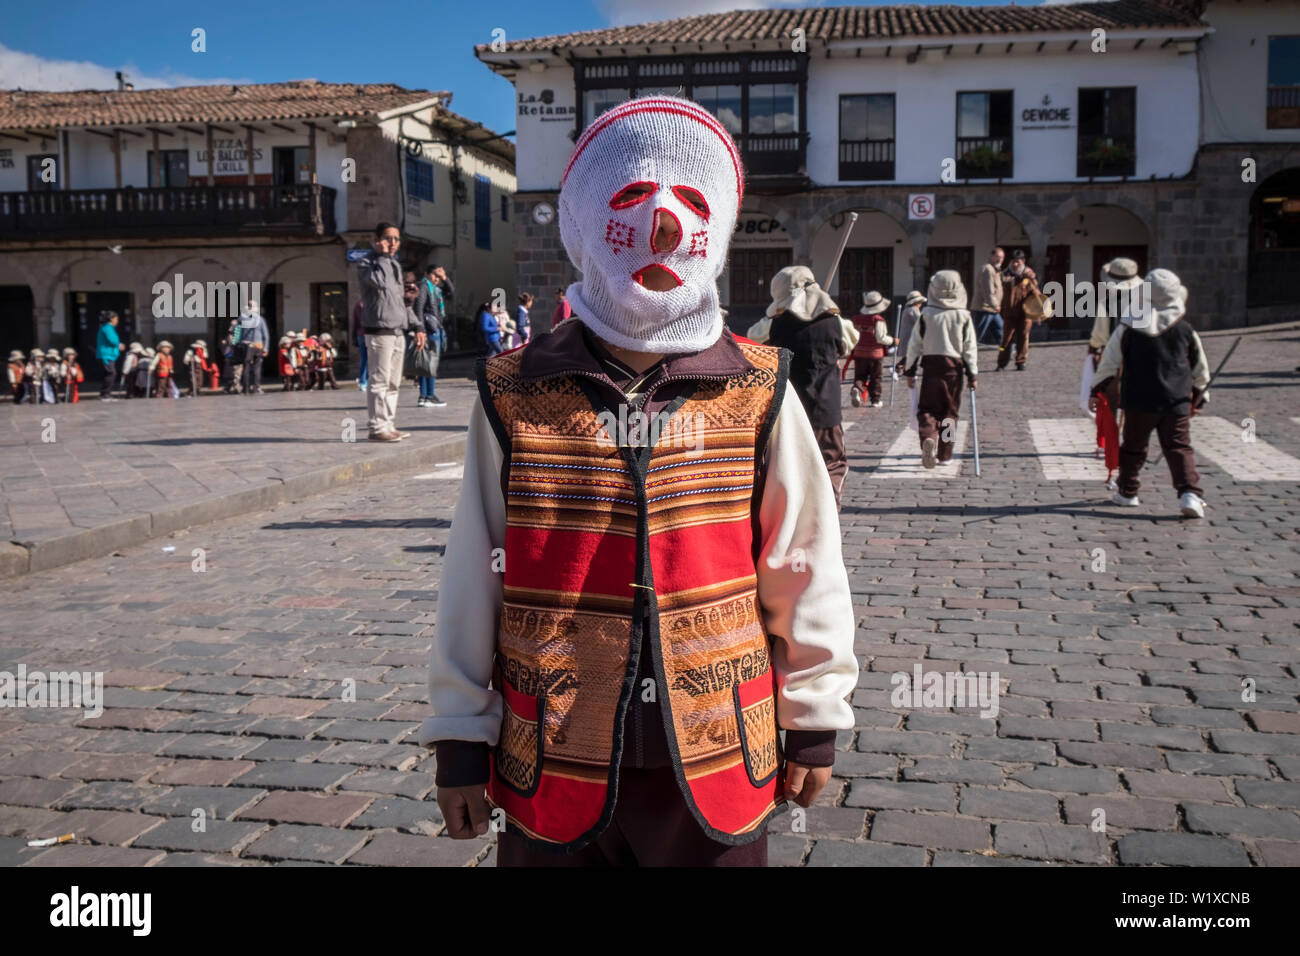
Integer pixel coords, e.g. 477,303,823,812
1028,418,1109,481
1193,416,1300,481
872,422,969,478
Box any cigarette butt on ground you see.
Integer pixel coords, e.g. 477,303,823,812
27,833,75,847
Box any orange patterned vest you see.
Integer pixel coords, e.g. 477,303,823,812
478,341,790,852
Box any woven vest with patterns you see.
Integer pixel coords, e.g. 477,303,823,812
477,341,791,852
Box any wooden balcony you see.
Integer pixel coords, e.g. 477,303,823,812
0,183,337,240
739,131,809,179
839,139,895,181
955,136,1014,181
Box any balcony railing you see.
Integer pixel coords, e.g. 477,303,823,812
0,183,337,239
839,139,895,181
738,131,808,177
1268,86,1300,130
955,136,1013,180
1077,134,1136,178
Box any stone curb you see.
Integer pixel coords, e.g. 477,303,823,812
5,433,468,580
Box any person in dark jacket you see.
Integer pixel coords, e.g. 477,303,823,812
413,267,445,408
765,265,850,509
995,249,1040,371
1090,268,1210,518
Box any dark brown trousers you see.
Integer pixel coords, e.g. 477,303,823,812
917,358,963,462
853,357,884,403
1117,410,1203,498
813,424,848,510
496,767,769,867
996,318,1033,369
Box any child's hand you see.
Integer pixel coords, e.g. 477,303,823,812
784,762,832,808
437,784,492,838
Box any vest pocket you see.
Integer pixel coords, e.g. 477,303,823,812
494,677,545,798
733,670,781,788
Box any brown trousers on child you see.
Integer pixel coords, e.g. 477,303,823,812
917,356,964,462
496,766,768,867
1117,410,1202,498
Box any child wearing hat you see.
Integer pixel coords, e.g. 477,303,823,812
766,264,853,509
7,350,27,403
894,291,925,377
277,336,297,390
43,349,64,403
121,343,144,399
315,333,339,390
903,271,978,468
850,291,893,408
26,350,47,403
152,342,176,397
183,339,216,396
293,332,312,390
61,348,84,403
421,94,857,868
1090,268,1209,518
136,347,156,398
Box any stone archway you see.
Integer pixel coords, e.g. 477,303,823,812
925,203,1033,302
1248,167,1300,308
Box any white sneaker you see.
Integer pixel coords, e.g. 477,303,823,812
417,398,427,407
871,400,883,408
1111,491,1140,507
1179,492,1206,518
921,437,938,469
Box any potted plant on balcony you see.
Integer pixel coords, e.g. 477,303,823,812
1082,140,1135,175
960,144,1011,177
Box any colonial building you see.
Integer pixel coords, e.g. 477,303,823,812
0,80,516,371
477,0,1300,333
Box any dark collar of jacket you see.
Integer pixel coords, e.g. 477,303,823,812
516,314,755,383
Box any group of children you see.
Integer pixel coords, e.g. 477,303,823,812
8,332,341,402
758,259,1210,520
276,331,339,391
118,341,181,398
7,348,85,403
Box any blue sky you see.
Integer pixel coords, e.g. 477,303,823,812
0,0,1059,138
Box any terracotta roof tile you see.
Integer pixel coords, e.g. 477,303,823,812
475,1,1205,56
0,81,447,131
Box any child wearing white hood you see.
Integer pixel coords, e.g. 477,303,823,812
1090,268,1210,518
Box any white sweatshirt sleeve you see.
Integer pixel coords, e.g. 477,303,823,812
756,382,859,732
1094,325,1126,384
1188,329,1211,392
418,397,507,748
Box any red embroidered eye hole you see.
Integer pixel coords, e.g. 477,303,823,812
671,186,710,220
610,181,657,209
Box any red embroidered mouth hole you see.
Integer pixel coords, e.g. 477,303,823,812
671,185,710,220
610,181,657,209
632,264,683,289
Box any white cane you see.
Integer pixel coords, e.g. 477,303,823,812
969,387,982,478
825,212,858,377
889,302,900,407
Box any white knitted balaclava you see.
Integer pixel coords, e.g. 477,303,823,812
558,96,744,353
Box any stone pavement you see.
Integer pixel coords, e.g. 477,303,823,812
0,368,475,578
0,327,1297,866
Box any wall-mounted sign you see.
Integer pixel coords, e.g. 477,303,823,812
518,89,577,124
193,138,264,175
731,213,789,247
346,247,371,263
1019,93,1075,131
908,194,935,220
532,202,555,225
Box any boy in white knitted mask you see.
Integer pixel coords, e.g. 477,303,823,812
423,96,857,867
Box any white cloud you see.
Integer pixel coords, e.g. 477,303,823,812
0,43,250,91
594,0,821,27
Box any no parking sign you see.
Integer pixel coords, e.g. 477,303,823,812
908,194,935,220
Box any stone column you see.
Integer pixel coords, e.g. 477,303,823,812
33,306,54,350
